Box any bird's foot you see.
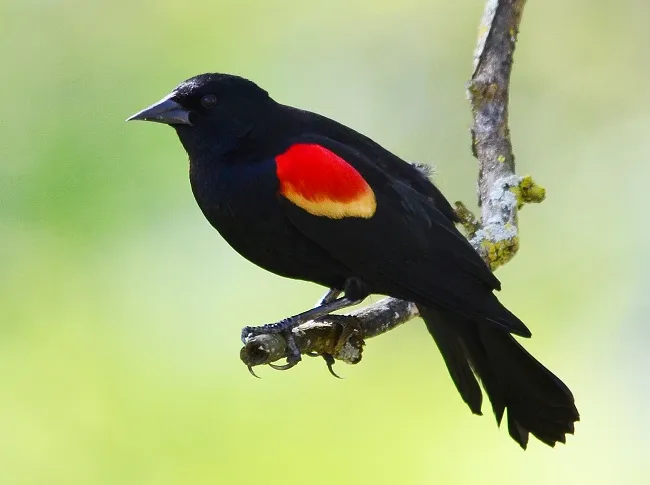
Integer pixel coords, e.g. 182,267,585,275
241,295,364,375
241,295,362,372
268,328,302,370
305,314,365,377
305,351,342,378
241,318,303,368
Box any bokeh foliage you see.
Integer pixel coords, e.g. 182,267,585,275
1,0,649,483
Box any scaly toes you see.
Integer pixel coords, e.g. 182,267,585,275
268,328,302,371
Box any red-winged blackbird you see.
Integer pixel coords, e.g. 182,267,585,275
129,73,578,449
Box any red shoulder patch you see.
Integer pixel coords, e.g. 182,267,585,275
275,144,377,219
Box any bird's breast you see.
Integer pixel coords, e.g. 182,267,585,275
189,156,280,229
188,156,349,287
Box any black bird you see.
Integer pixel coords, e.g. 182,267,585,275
128,73,579,449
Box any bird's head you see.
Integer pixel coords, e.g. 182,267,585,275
128,73,273,155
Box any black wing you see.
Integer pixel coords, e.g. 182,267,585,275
283,105,460,223
277,135,530,337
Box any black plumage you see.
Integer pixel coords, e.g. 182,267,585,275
129,73,579,448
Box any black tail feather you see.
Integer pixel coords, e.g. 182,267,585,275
419,305,579,449
424,309,483,415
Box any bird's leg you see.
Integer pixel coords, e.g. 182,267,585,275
315,288,342,307
241,278,369,370
243,296,362,369
241,295,361,343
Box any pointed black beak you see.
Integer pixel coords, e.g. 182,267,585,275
127,95,192,125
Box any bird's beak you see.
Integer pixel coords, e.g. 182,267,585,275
127,95,192,125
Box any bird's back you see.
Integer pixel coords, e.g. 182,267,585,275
280,104,460,223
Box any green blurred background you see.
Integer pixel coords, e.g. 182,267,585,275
2,0,649,483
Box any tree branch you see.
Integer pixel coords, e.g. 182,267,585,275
240,0,543,370
465,0,544,270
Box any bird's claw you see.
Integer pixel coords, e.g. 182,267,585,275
268,330,302,371
241,308,363,376
269,361,298,371
242,321,303,373
322,353,343,378
307,351,344,377
247,365,261,378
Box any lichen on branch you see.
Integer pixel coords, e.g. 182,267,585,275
462,0,545,271
240,0,543,371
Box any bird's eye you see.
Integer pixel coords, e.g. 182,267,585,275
200,94,217,108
